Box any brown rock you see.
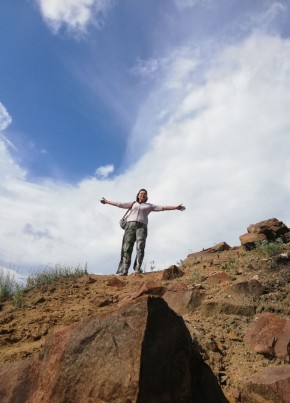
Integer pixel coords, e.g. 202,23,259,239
86,276,97,284
239,233,267,250
244,313,290,359
163,289,204,315
240,218,290,250
0,297,228,403
168,281,189,292
247,218,289,240
241,366,290,403
162,265,184,280
201,301,256,317
204,242,232,253
226,280,265,298
282,231,290,243
106,276,126,287
132,281,167,298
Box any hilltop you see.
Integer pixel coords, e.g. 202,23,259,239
0,218,290,402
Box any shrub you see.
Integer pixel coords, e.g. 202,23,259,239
191,267,202,284
256,238,283,257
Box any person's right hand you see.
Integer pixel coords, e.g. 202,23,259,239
100,197,107,204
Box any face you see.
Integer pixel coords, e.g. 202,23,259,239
138,190,147,203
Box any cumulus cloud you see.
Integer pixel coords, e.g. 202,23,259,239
34,0,116,33
1,32,290,276
95,164,114,179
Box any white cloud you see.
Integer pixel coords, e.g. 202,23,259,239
0,102,12,131
0,103,26,182
1,33,290,276
95,164,114,179
131,57,168,79
173,0,213,10
35,0,116,33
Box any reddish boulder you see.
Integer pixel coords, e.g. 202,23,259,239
0,296,228,403
240,366,290,402
244,313,290,359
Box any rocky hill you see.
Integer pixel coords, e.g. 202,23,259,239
0,218,289,402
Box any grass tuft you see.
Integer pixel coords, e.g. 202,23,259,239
26,263,87,288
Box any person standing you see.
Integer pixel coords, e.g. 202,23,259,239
100,189,185,276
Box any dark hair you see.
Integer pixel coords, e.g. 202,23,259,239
136,188,148,202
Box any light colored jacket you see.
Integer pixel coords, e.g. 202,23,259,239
117,201,164,226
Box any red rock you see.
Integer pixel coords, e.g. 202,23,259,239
0,297,228,403
132,281,167,298
241,366,290,402
244,313,290,359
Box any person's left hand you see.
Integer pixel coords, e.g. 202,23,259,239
177,204,185,211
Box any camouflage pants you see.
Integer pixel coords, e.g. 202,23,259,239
117,221,148,274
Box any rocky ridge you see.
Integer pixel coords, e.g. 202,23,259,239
0,218,289,402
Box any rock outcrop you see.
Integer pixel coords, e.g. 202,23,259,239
0,296,228,403
240,218,290,250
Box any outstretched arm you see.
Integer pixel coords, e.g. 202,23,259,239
100,197,118,207
163,204,185,211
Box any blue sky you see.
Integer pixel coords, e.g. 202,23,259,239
1,0,290,279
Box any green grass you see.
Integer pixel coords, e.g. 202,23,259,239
26,263,87,288
0,264,87,307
